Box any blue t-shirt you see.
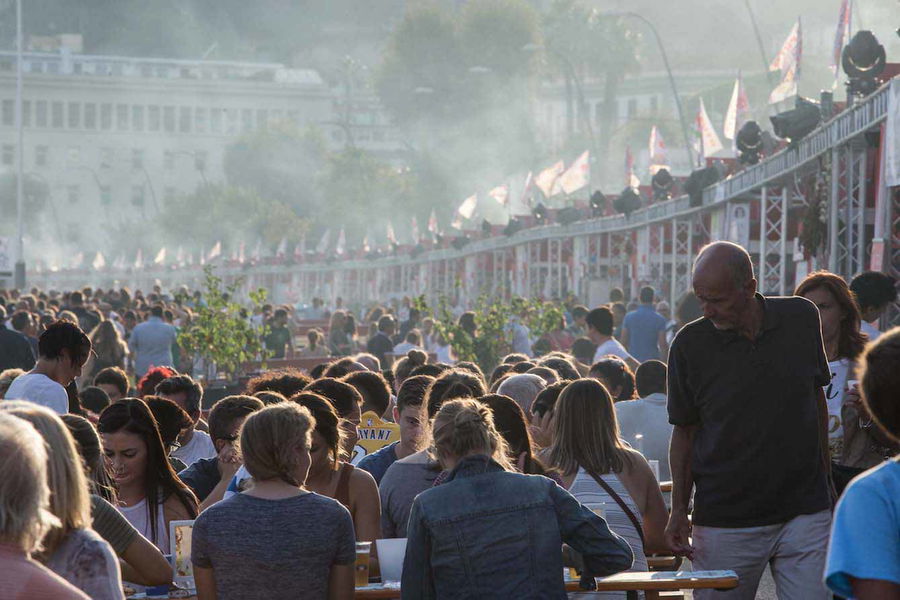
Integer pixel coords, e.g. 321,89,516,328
826,460,900,598
357,441,399,485
622,305,666,362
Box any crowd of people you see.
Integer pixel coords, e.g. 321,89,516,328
0,241,898,599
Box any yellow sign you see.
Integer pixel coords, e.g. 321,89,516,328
351,410,400,464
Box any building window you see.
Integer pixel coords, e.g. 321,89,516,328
117,104,128,130
131,185,145,207
83,103,96,129
179,106,191,133
195,107,207,133
132,105,144,131
627,98,637,118
256,109,269,131
132,148,144,170
100,147,114,168
163,106,175,132
2,144,13,165
100,103,112,130
35,145,47,167
67,102,80,128
241,109,253,132
148,106,160,131
2,99,14,126
164,150,174,170
52,101,64,128
67,146,80,167
226,109,238,134
194,151,207,171
67,185,80,204
22,100,30,127
100,185,112,205
210,108,222,133
35,100,47,127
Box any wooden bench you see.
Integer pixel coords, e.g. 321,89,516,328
353,570,738,599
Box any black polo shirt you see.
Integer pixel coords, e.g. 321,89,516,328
667,294,831,528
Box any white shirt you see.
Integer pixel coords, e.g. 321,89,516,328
5,373,68,414
393,342,422,356
592,338,633,364
861,320,880,342
825,358,851,458
171,429,216,468
615,392,673,481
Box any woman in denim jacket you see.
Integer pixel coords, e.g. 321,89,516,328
402,399,633,599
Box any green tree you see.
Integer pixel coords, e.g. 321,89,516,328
177,265,269,378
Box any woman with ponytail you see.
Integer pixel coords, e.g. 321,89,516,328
402,399,634,599
192,402,356,600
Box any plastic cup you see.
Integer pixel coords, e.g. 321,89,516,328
355,541,372,588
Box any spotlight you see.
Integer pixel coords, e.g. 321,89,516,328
481,219,492,235
504,218,523,237
842,30,886,98
532,202,548,224
684,167,720,207
557,207,582,226
770,97,821,145
650,168,674,202
613,187,642,217
736,121,763,165
451,236,470,250
589,190,607,217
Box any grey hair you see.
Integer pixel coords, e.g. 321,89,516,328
0,412,60,554
497,373,547,414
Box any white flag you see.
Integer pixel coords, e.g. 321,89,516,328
457,194,477,220
387,222,398,245
175,246,185,267
558,151,590,195
488,185,509,206
696,98,723,160
362,234,371,253
71,252,85,269
207,241,222,261
534,161,564,197
769,19,802,104
723,74,751,140
427,209,439,235
770,20,801,74
238,242,246,264
154,247,166,265
134,249,143,268
831,0,852,80
275,237,287,258
92,252,106,270
335,228,346,255
648,125,668,169
315,229,331,254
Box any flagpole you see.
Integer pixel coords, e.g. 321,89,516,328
743,0,776,87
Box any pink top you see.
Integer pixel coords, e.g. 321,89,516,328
0,543,90,600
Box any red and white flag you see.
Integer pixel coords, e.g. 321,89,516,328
457,194,477,220
411,217,421,244
252,240,262,262
207,241,222,262
648,126,668,168
134,249,143,268
362,234,371,253
427,209,439,235
519,171,534,208
723,73,750,140
92,252,106,270
237,242,245,264
534,161,564,197
315,229,331,254
335,228,346,256
488,184,509,206
154,247,166,265
696,98,723,161
831,0,852,80
386,222,398,245
275,237,287,258
558,150,590,195
625,147,640,188
769,19,802,104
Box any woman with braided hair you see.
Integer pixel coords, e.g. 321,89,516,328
402,398,634,599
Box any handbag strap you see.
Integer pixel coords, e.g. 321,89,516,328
585,470,645,547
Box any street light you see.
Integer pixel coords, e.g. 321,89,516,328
599,12,695,167
14,0,24,288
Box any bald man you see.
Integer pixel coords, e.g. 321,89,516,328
665,241,832,599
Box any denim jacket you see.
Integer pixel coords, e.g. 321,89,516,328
401,455,634,599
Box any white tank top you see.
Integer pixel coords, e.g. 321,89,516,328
118,497,169,552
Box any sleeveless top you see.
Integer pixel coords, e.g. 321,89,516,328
568,467,648,600
118,497,170,552
334,462,353,510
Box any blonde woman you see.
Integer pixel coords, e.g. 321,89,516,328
1,401,123,600
402,398,633,598
0,412,89,599
192,402,356,600
546,378,671,598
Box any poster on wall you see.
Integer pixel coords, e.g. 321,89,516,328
726,202,751,250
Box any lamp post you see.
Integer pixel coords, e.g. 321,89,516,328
601,11,695,167
14,0,24,288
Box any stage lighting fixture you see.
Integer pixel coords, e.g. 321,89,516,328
770,97,821,145
504,218,523,237
842,30,886,98
589,190,607,217
684,166,720,207
481,219,492,235
613,187,642,217
532,202,548,223
650,168,674,202
736,121,763,165
451,236,470,250
557,207,582,226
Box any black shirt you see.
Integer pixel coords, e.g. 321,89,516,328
667,294,831,528
366,332,394,365
0,327,36,372
179,457,220,501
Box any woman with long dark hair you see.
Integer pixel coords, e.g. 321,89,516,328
98,398,198,551
82,320,128,383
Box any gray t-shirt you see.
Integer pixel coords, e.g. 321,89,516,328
379,455,440,538
192,492,355,600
